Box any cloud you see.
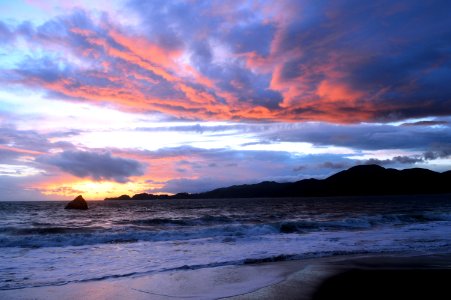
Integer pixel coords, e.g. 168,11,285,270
257,122,451,150
401,120,449,127
0,21,14,44
361,146,451,166
363,156,424,166
293,165,306,172
1,1,449,123
0,126,77,160
1,121,449,196
111,145,363,192
320,162,350,169
423,147,451,160
263,0,451,122
39,150,145,182
0,127,54,153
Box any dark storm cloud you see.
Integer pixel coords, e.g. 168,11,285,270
258,122,451,151
361,145,451,166
423,147,451,160
267,0,451,121
401,121,449,127
39,150,145,183
364,156,424,166
320,162,350,170
293,165,306,172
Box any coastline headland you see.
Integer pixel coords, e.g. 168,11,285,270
105,164,451,200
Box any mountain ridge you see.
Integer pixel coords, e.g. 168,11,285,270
104,165,451,200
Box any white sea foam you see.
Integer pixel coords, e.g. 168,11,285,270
1,196,451,290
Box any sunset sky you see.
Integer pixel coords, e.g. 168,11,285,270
1,0,450,200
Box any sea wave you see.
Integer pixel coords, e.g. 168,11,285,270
117,215,233,226
0,251,366,290
0,226,105,235
1,211,451,248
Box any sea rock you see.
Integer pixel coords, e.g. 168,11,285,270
65,195,88,210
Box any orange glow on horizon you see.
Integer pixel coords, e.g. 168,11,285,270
38,179,160,200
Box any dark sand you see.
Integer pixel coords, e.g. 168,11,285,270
227,253,451,300
2,252,451,300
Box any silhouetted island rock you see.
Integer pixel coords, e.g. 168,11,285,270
117,194,131,200
104,165,451,200
65,195,88,210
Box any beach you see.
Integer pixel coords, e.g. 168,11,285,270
2,252,451,300
230,252,451,300
2,196,451,299
0,258,309,300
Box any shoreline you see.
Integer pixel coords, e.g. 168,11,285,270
228,251,451,299
2,251,451,300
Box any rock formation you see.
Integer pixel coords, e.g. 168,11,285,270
65,195,88,210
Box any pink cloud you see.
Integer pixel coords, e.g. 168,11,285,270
4,1,451,123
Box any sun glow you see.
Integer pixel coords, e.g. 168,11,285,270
39,180,157,200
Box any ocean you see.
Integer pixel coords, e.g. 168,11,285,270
1,195,451,290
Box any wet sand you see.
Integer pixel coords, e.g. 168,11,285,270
229,252,451,300
1,252,450,300
0,260,310,300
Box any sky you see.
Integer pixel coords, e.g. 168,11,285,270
0,0,450,200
